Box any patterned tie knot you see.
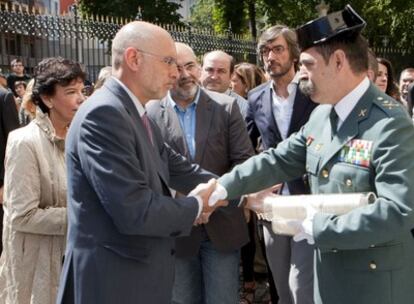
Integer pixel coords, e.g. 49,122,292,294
142,112,154,146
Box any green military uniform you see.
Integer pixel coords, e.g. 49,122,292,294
219,84,414,304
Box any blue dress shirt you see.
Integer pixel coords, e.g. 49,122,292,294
168,88,201,159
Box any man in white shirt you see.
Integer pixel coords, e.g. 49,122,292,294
246,25,317,304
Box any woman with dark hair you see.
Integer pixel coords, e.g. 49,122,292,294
0,57,85,304
375,57,400,100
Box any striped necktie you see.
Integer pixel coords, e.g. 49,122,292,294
141,112,154,146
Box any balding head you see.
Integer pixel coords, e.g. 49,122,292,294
200,50,234,93
202,50,234,73
175,42,198,62
170,42,201,105
112,21,173,70
110,21,178,103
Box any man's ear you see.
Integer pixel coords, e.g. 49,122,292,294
332,49,346,71
124,47,142,71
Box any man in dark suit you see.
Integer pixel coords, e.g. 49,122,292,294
0,87,19,254
246,25,317,304
147,42,254,304
56,22,225,304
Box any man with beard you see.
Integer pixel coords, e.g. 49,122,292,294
147,42,253,304
246,25,317,304
202,5,414,304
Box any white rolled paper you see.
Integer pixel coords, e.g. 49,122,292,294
256,192,376,236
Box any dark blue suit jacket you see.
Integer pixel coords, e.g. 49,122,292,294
57,78,213,304
246,80,317,194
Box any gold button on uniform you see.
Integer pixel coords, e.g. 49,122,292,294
346,179,352,187
369,262,377,270
322,169,329,178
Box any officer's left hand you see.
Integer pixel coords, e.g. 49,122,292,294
292,204,317,245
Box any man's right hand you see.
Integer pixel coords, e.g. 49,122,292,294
188,179,228,214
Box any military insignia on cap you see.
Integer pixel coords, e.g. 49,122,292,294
306,136,314,146
296,5,366,51
339,139,372,168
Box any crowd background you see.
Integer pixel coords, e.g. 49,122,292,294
0,3,414,304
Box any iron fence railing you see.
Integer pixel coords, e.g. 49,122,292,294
1,4,412,82
0,4,257,82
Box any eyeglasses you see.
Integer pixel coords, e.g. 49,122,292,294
260,45,286,57
134,48,178,67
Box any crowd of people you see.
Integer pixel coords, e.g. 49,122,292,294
0,4,413,304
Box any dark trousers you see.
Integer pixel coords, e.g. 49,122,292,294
241,213,256,282
258,221,279,303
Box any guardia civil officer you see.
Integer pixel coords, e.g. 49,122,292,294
203,5,414,304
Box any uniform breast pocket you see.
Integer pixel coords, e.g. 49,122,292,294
306,151,320,190
328,162,372,193
306,151,320,176
341,243,404,271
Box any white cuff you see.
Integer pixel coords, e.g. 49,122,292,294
208,183,227,206
192,195,203,219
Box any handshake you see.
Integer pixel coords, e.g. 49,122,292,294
187,179,282,226
188,180,315,244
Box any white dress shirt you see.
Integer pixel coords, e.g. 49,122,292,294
333,77,370,130
271,74,299,195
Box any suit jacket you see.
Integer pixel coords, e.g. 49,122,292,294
56,78,214,304
147,88,254,257
219,83,414,304
246,80,317,194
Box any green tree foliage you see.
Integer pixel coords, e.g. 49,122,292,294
78,0,183,24
189,0,215,31
191,0,414,51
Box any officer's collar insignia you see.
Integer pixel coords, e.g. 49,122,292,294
358,108,367,117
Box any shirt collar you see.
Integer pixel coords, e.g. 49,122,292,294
168,86,201,110
112,76,146,117
334,77,370,123
270,72,300,97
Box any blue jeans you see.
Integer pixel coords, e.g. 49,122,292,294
172,238,240,304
